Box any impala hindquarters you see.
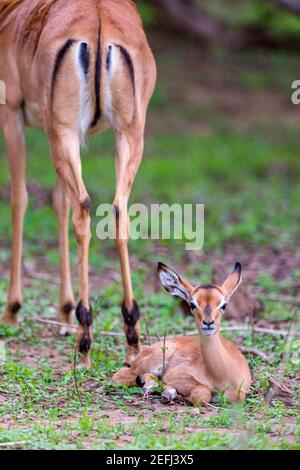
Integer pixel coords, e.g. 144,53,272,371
0,0,156,367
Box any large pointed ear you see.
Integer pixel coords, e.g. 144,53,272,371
221,262,242,300
157,262,193,302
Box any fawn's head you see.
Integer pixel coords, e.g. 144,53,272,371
157,262,242,337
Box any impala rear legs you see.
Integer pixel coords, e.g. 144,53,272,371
52,176,75,335
113,128,144,365
1,109,28,326
50,131,92,367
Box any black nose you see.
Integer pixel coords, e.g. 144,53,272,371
203,319,214,326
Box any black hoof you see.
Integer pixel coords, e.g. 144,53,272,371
10,302,22,314
75,301,93,326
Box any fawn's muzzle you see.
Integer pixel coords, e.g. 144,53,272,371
202,319,216,335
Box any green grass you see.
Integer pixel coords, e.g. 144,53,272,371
0,40,299,449
0,277,299,449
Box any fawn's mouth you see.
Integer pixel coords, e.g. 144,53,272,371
201,326,216,336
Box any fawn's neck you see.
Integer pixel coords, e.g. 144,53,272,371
199,332,232,379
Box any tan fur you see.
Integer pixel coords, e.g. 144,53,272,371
0,0,156,367
0,0,24,19
113,264,251,406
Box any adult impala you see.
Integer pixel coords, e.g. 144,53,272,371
0,0,156,367
113,262,251,406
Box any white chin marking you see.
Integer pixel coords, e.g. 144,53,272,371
201,329,216,336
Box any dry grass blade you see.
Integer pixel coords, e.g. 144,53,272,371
282,308,298,364
0,441,27,448
154,330,161,342
162,330,167,379
144,315,152,346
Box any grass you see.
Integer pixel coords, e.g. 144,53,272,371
0,33,299,449
0,281,299,449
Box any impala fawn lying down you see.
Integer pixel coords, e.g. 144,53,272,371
113,262,251,406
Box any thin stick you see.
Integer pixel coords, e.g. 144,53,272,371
282,308,298,365
284,308,298,346
24,270,60,284
251,307,255,346
0,441,27,447
144,315,152,346
263,294,300,305
201,400,219,410
220,325,300,337
73,345,83,406
161,330,167,379
154,330,161,342
37,318,300,338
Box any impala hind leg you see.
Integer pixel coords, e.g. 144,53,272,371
164,368,212,406
185,384,212,406
113,129,144,366
50,131,92,367
52,176,75,335
1,110,28,326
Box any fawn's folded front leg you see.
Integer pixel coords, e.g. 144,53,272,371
185,384,212,406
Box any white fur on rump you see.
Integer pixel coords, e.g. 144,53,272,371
75,42,93,145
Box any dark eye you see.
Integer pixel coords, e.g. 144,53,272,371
190,302,198,311
220,303,228,312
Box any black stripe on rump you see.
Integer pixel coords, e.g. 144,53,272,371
115,44,135,95
90,29,101,127
106,44,112,72
79,42,90,78
51,38,76,105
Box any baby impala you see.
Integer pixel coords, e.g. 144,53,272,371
113,262,251,406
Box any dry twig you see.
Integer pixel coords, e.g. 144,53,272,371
239,346,272,363
263,294,300,305
144,315,152,346
73,345,83,406
0,441,27,447
37,317,300,338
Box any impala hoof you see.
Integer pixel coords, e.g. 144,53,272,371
162,387,178,402
77,354,91,369
58,302,75,336
143,384,157,394
59,325,76,336
0,312,19,327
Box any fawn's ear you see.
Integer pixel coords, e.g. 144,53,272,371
157,262,193,301
221,262,242,300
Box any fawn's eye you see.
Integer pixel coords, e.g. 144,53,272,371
220,303,228,312
190,301,198,312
